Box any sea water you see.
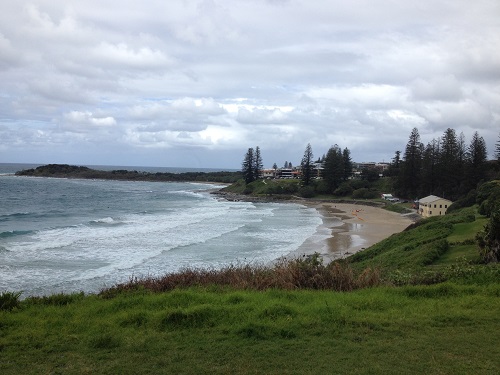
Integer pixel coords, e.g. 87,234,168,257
0,165,322,297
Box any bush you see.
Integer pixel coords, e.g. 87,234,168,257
448,189,477,213
243,185,254,195
349,179,369,190
352,188,379,199
313,180,330,194
100,254,381,295
334,182,353,196
0,291,22,311
26,292,84,306
476,206,500,263
299,185,315,198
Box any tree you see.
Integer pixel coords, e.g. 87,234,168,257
342,147,353,180
465,131,488,191
301,143,314,186
495,132,500,161
323,145,343,192
253,146,263,180
400,127,423,199
386,150,401,177
477,207,500,263
272,163,277,170
361,167,380,182
242,148,255,184
438,128,462,200
420,139,440,196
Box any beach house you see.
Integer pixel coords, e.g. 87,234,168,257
418,195,452,218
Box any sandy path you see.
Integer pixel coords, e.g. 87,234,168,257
290,203,415,262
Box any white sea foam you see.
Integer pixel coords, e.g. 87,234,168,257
0,178,323,296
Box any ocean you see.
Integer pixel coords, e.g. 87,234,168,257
0,163,323,297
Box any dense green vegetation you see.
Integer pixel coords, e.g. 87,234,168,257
15,164,242,184
220,176,397,205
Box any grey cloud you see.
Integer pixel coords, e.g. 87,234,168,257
1,1,499,167
236,107,289,125
410,76,463,102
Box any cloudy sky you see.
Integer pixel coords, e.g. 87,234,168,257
1,1,499,169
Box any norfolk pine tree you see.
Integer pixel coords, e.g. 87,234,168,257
323,145,343,193
301,143,314,186
465,131,488,191
253,146,263,180
400,127,423,199
242,148,255,184
342,147,353,180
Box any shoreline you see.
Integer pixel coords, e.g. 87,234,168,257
212,191,417,263
292,202,416,262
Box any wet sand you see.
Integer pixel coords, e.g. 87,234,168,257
290,203,416,262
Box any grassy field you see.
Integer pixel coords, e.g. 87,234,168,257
2,203,500,374
1,284,499,375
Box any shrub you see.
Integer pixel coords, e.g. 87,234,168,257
243,185,254,195
476,206,500,263
334,182,353,196
349,179,369,190
0,291,22,311
313,180,329,194
352,188,379,199
299,185,315,198
447,189,477,213
421,239,450,266
100,254,381,295
26,292,84,306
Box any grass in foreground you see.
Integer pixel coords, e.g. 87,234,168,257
1,284,499,374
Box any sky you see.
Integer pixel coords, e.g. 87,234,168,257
1,1,499,169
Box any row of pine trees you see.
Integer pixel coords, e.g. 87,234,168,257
389,128,490,201
242,128,498,202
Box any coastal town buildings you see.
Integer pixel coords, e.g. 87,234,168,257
418,195,453,217
264,161,388,180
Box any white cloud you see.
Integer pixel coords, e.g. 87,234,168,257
236,107,290,124
62,111,116,132
90,42,172,70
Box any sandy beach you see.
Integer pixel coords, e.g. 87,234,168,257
291,202,416,262
212,191,417,263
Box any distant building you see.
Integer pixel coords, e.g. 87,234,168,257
261,169,277,179
418,195,453,217
280,168,293,179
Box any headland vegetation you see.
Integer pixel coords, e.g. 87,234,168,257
15,163,242,184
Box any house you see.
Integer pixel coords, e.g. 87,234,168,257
261,169,277,179
418,195,452,218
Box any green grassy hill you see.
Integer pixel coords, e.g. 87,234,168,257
348,207,483,270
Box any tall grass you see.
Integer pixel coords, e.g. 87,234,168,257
100,254,381,297
0,291,22,311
